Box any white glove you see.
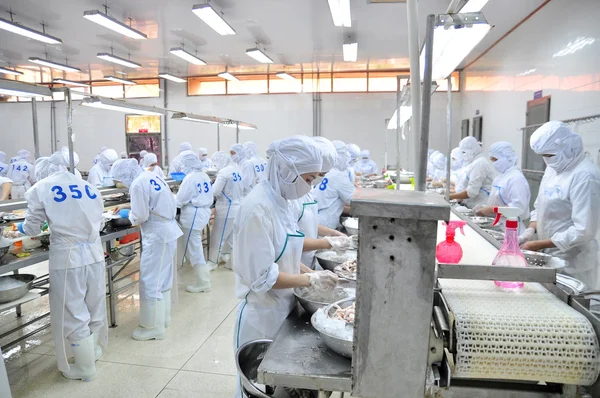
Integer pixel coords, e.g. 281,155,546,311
518,228,535,245
473,204,486,216
309,271,339,292
325,236,351,254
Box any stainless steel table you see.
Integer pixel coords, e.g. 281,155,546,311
257,309,352,394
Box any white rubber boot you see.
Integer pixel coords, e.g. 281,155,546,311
92,331,102,361
221,254,232,269
186,265,212,293
163,290,172,328
207,260,218,272
61,334,97,381
132,299,166,341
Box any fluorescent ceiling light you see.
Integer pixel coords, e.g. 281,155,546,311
81,97,166,116
343,42,358,62
275,72,295,81
221,121,257,130
104,75,136,85
83,10,147,40
421,13,491,81
516,69,536,77
29,57,81,72
97,53,142,68
218,72,238,81
0,16,63,45
327,0,351,27
0,66,23,76
53,79,90,88
459,0,490,12
159,73,187,83
0,79,52,98
192,4,236,36
169,47,206,65
172,112,222,124
553,37,596,58
246,48,273,64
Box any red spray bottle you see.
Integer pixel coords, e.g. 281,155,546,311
436,220,467,264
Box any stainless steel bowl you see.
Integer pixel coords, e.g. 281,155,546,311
556,274,587,295
342,218,359,236
315,250,357,272
522,250,552,266
483,229,504,242
0,274,35,304
0,245,10,260
235,339,275,398
311,298,355,358
293,285,354,315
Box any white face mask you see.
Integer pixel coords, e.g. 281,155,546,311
543,154,568,172
280,175,312,200
492,158,512,174
200,155,208,161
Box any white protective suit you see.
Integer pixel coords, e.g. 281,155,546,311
119,151,127,159
427,149,438,179
487,142,531,232
88,149,118,187
208,151,244,265
451,147,466,187
231,143,253,196
92,146,108,166
430,152,447,182
49,147,82,179
138,150,148,166
0,151,8,177
35,157,51,181
169,142,193,175
8,150,35,199
355,149,379,176
458,137,495,208
22,171,107,374
233,136,322,398
346,143,360,182
198,147,213,170
243,142,268,189
142,153,165,178
530,121,600,289
315,141,355,229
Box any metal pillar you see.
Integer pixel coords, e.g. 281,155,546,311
31,98,40,158
407,0,422,185
395,76,402,190
417,14,435,192
236,122,240,143
65,89,75,174
163,79,169,167
50,101,57,153
217,124,221,151
445,76,453,201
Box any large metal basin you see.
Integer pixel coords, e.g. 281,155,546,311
235,339,275,398
311,298,355,358
293,283,355,315
315,250,357,272
0,274,35,304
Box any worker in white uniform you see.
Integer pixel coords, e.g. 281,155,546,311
142,153,165,178
119,151,127,159
0,151,8,177
112,159,183,340
474,142,531,232
8,150,35,199
87,148,118,187
0,176,12,200
138,150,148,166
230,143,252,196
426,149,437,179
50,147,82,179
198,147,213,170
232,136,339,398
18,157,107,381
207,151,244,270
169,142,193,175
35,157,50,181
291,137,351,270
449,137,495,208
429,152,446,182
175,152,214,293
243,141,268,187
315,140,356,230
346,143,360,181
355,149,379,177
92,146,108,166
520,121,600,289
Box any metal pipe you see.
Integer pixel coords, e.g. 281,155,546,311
50,100,57,152
65,88,75,174
31,98,40,158
1,323,51,351
406,0,422,178
217,124,221,151
236,121,240,143
163,79,169,167
445,76,453,201
0,312,50,340
395,76,402,190
417,14,436,192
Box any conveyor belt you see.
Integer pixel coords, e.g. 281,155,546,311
439,279,600,386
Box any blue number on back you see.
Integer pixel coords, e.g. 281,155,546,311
232,172,242,182
0,167,3,173
51,186,67,202
69,185,82,199
319,178,329,191
85,185,97,199
260,164,265,171
255,165,260,173
150,179,162,191
23,166,28,172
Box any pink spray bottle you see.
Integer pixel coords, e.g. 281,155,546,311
491,207,527,289
436,221,467,264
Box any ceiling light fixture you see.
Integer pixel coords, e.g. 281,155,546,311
275,72,295,81
0,16,63,45
552,37,596,58
221,120,257,130
192,4,236,36
218,71,238,81
97,52,142,68
159,73,187,83
29,57,81,72
0,79,53,98
52,79,90,88
172,112,222,124
169,47,206,65
81,96,166,116
516,68,537,77
104,75,137,85
83,10,147,40
0,66,23,76
343,41,358,62
327,0,352,27
458,0,490,12
245,47,273,64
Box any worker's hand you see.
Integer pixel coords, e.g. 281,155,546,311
520,241,541,251
474,205,492,217
325,236,351,254
518,228,535,245
112,205,130,214
309,271,339,292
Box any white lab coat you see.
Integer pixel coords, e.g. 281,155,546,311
315,168,355,229
146,165,165,178
129,171,183,300
531,157,600,289
292,191,319,269
355,159,378,175
22,171,107,373
240,159,256,195
208,163,244,263
199,158,213,170
176,171,213,267
248,155,268,186
8,159,35,199
232,182,303,398
348,167,356,183
0,161,8,177
87,163,109,187
462,155,495,209
488,166,531,232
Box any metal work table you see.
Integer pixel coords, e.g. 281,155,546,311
257,308,352,393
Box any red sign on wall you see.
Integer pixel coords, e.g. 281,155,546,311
138,129,148,133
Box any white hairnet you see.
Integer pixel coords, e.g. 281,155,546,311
230,143,246,164
17,149,30,161
111,159,142,188
243,142,257,158
180,152,203,174
266,136,322,198
332,140,349,171
489,141,517,172
530,121,583,173
198,147,209,156
432,152,446,169
346,144,361,162
119,151,127,159
139,150,148,158
143,153,158,167
0,151,5,162
428,149,435,157
35,157,51,181
100,146,108,152
60,146,79,167
459,137,482,164
451,147,464,171
179,142,192,153
313,137,337,173
99,149,119,168
211,151,230,171
360,149,370,159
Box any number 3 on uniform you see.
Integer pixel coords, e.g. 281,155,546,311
232,172,242,182
319,178,329,191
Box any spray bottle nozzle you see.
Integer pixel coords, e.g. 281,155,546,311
492,207,523,226
442,220,466,237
